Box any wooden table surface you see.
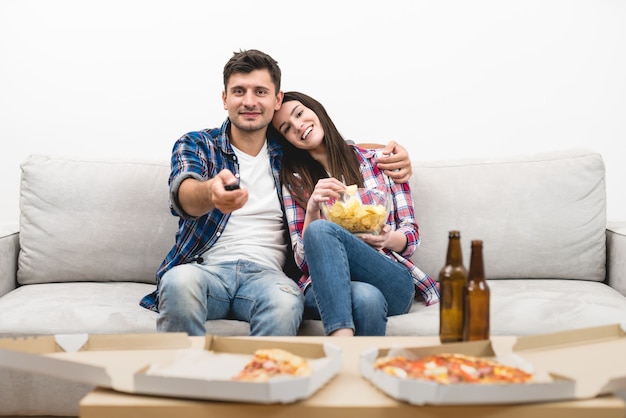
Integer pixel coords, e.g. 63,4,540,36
79,335,626,418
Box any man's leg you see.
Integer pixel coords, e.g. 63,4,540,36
232,260,304,336
157,263,232,336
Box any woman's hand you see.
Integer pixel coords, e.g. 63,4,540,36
302,178,346,236
360,225,408,253
360,225,393,251
306,177,345,214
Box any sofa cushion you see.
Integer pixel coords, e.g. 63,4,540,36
18,155,178,285
0,282,159,336
370,279,626,336
409,149,606,282
0,282,252,336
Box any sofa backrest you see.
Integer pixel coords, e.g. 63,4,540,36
17,149,607,286
409,149,606,282
18,155,177,285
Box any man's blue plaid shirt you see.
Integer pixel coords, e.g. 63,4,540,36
139,119,289,312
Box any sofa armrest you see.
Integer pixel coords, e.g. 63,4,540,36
607,222,626,296
0,224,19,298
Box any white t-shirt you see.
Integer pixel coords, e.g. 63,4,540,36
202,141,287,271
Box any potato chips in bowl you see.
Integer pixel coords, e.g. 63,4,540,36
322,186,390,235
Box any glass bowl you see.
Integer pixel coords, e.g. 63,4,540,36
321,187,390,235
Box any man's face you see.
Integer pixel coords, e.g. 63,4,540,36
222,69,283,134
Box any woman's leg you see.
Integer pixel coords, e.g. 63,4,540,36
303,220,415,335
304,281,387,336
350,281,387,335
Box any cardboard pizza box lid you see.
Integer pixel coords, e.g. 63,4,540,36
512,323,626,399
0,332,193,390
0,333,342,404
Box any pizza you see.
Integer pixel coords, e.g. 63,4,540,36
233,348,312,382
373,353,533,384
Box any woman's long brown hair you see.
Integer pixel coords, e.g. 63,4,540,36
270,91,364,208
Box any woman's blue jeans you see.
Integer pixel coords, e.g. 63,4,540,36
303,220,415,336
157,260,304,336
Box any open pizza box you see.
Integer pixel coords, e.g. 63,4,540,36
0,332,342,404
360,323,626,405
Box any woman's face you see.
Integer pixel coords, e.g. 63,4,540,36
272,100,325,150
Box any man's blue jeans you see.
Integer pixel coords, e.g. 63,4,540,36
157,260,304,336
303,220,416,336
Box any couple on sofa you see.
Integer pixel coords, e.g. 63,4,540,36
140,49,439,337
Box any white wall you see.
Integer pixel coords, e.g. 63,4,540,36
1,0,625,228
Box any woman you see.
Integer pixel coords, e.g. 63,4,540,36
271,91,440,336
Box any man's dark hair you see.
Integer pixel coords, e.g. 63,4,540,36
223,49,281,93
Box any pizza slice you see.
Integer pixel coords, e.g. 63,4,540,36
374,353,532,384
233,348,313,382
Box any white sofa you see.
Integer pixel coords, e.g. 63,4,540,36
1,149,626,416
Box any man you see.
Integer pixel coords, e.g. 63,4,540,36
140,49,413,336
